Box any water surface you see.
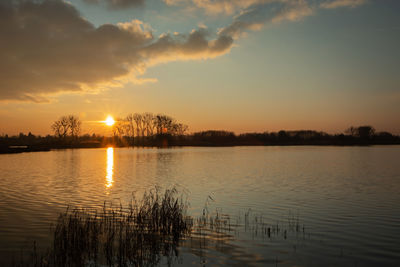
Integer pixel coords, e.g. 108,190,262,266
0,146,399,266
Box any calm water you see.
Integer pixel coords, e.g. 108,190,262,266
0,146,399,266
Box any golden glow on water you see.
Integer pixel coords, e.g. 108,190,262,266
106,147,114,188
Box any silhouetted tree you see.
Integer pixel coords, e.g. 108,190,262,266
133,113,143,137
52,115,81,139
172,123,188,135
376,131,393,138
278,130,287,141
345,126,357,137
124,114,135,142
52,116,70,139
68,115,81,138
345,126,375,139
357,126,375,139
143,112,155,136
112,118,125,138
164,115,176,134
154,115,162,135
2,123,400,153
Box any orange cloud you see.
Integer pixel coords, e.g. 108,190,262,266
219,0,313,39
83,0,145,9
164,0,277,15
0,0,367,103
0,0,233,102
320,0,366,9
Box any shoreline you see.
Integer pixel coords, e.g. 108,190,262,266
1,142,400,154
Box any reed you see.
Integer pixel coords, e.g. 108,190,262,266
22,188,192,267
17,190,306,266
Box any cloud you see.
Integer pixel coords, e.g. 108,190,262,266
197,0,366,39
191,0,272,15
142,28,233,65
164,0,367,17
320,0,366,9
219,0,314,39
164,0,275,15
163,0,186,6
0,0,368,102
271,0,314,24
0,0,233,102
163,0,315,40
83,0,145,9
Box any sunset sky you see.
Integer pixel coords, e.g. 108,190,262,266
0,0,399,135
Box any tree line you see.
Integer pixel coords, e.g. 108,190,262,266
51,115,81,139
184,126,399,146
112,113,188,139
1,122,399,153
50,113,188,141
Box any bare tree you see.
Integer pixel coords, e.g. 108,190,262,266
51,116,70,139
346,126,375,139
153,114,179,135
345,126,357,136
133,113,143,137
154,114,162,135
51,121,63,138
357,126,375,139
68,115,81,138
162,115,175,134
52,115,81,139
172,123,188,136
125,114,135,140
142,112,154,136
112,118,125,138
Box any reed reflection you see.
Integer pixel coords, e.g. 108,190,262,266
106,147,114,188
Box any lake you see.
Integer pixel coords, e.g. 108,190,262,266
0,146,399,266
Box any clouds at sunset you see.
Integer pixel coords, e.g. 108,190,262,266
0,0,233,102
167,0,367,39
219,0,314,39
320,0,366,9
83,0,145,9
163,0,366,15
176,0,272,15
0,0,369,102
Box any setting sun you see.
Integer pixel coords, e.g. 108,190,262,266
105,116,115,126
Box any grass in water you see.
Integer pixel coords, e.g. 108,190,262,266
23,188,192,267
16,189,306,267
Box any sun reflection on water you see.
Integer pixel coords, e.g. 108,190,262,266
106,147,114,188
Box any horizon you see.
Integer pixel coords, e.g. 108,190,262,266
0,115,397,137
1,0,400,135
1,114,396,138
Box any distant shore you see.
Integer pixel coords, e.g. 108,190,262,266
2,126,399,154
1,139,399,154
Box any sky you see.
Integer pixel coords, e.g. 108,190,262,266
0,0,399,136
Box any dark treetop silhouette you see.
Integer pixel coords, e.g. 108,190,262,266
0,113,399,153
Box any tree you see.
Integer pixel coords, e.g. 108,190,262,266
142,112,154,136
357,126,375,139
172,123,188,136
133,113,143,137
52,116,70,139
154,115,163,135
68,115,81,138
158,114,174,134
346,125,375,139
112,118,125,138
345,126,357,136
124,114,135,141
51,115,81,139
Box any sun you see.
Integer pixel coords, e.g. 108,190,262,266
104,115,115,126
